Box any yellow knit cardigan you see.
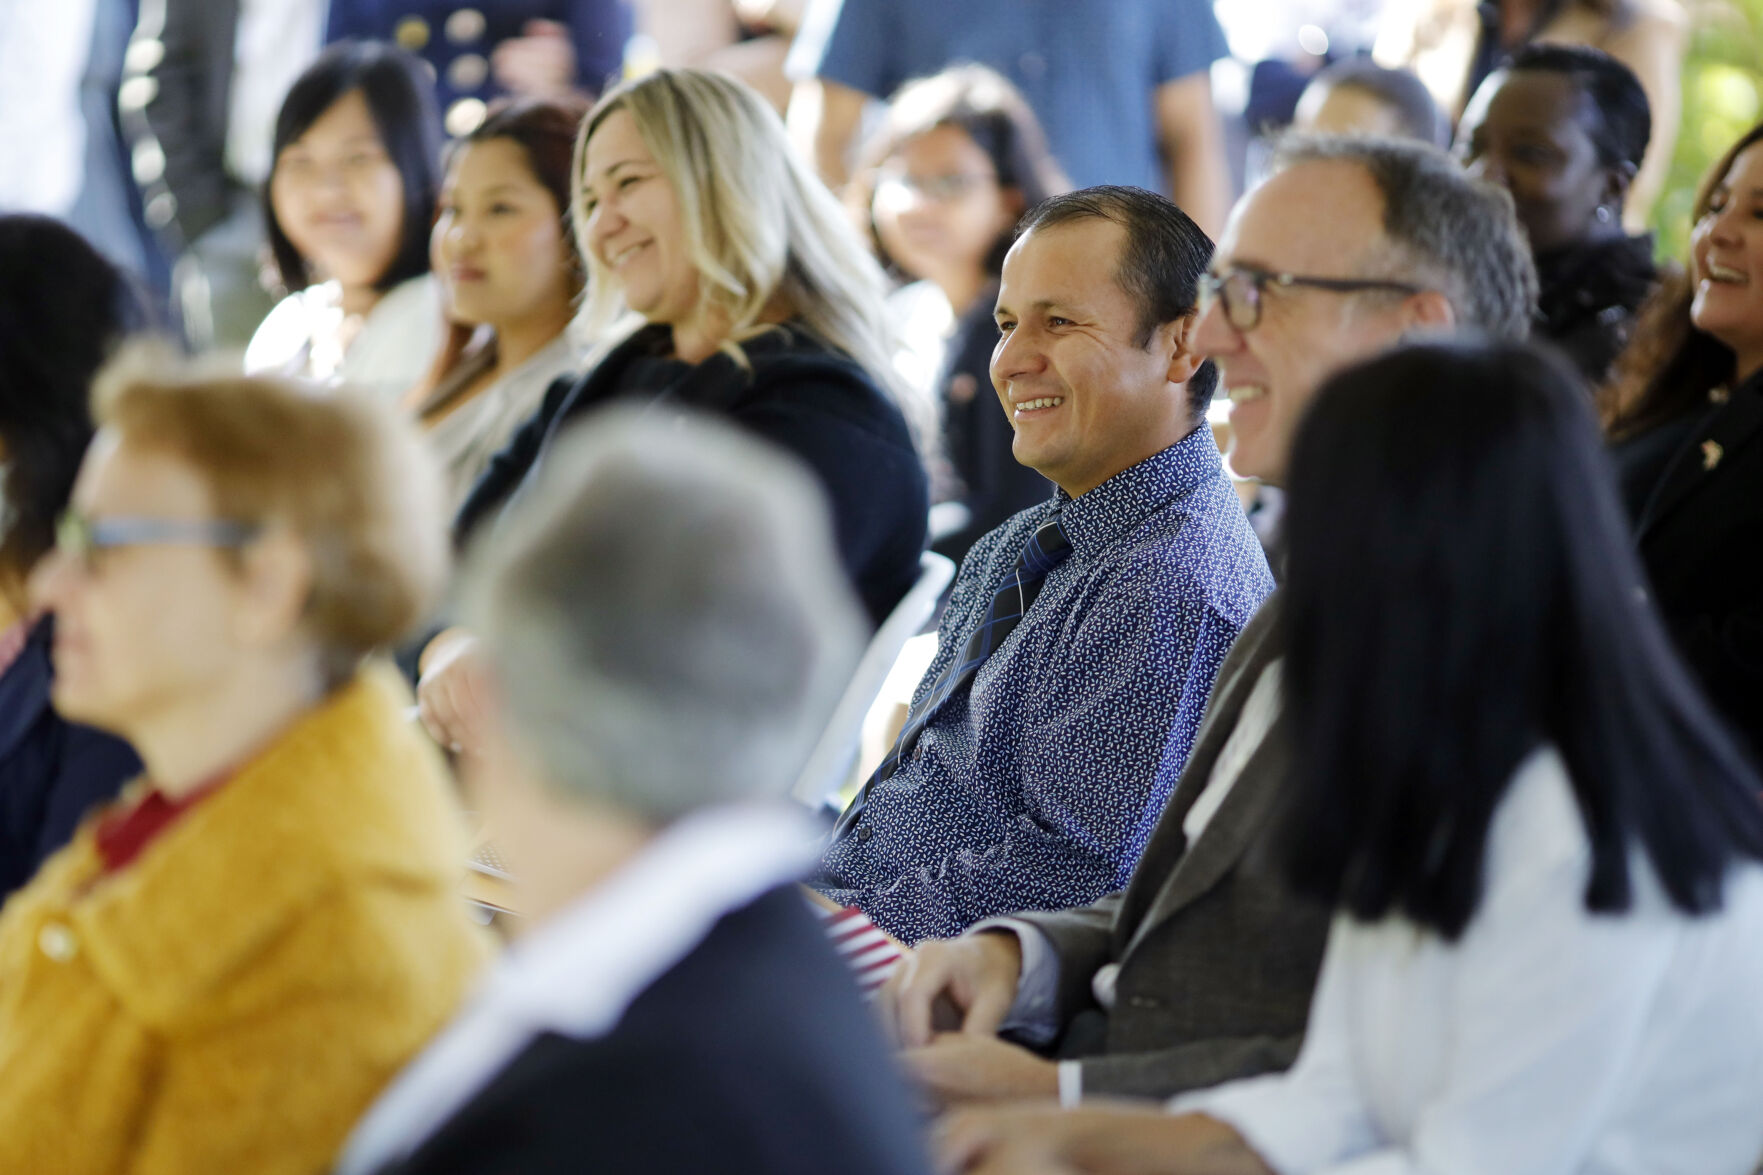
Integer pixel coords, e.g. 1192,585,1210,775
0,666,495,1174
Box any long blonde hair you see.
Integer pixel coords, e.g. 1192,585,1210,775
572,69,928,444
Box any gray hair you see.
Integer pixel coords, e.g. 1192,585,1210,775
1270,134,1538,341
460,409,865,823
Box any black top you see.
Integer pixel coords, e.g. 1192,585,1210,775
456,322,929,627
1533,234,1658,388
1611,371,1763,764
931,286,1055,563
368,888,933,1175
0,618,140,898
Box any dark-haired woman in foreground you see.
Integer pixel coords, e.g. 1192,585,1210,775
245,41,444,403
0,216,144,899
940,340,1763,1174
1607,120,1763,765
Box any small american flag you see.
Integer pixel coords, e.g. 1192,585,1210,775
818,904,904,995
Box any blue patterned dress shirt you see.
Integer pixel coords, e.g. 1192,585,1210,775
812,425,1275,942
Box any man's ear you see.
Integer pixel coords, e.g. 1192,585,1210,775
1161,312,1205,386
1399,289,1457,333
233,527,314,648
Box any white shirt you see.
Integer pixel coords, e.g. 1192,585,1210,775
987,659,1286,1107
334,803,824,1175
244,274,442,405
1172,747,1763,1174
0,0,97,215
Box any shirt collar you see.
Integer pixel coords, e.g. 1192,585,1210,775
336,801,821,1175
1055,424,1224,560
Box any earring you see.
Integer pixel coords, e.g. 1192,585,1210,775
1595,205,1614,224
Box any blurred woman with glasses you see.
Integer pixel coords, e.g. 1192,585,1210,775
0,348,492,1173
0,216,146,901
853,65,1069,560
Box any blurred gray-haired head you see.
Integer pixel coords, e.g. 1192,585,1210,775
460,408,865,823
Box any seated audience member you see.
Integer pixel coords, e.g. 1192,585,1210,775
883,136,1535,1105
245,41,445,404
0,349,492,1173
336,410,931,1175
940,339,1763,1175
409,97,588,508
416,68,929,752
811,186,1277,944
855,65,1070,562
1606,121,1763,765
1457,44,1658,386
1291,57,1449,146
0,217,145,899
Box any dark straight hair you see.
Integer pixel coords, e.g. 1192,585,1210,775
0,216,146,597
1278,338,1763,940
1014,185,1219,412
263,40,442,294
1506,43,1651,174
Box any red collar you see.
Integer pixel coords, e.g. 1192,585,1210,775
94,773,231,874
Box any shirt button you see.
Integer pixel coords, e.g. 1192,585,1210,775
911,742,926,762
855,825,874,843
1126,994,1161,1010
38,922,77,962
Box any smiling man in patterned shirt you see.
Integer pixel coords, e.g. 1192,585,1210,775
809,186,1274,944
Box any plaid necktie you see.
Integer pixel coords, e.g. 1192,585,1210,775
835,515,1072,833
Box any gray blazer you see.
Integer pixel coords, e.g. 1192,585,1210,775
1016,592,1332,1100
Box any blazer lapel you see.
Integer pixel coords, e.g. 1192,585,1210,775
1637,384,1763,540
1113,594,1285,949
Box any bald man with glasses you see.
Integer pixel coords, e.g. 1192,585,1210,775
880,135,1537,1109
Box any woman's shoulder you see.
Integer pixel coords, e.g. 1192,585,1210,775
244,282,339,375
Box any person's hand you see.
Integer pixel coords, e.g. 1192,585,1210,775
879,931,1023,1047
939,1103,1270,1175
416,627,490,753
491,20,577,99
937,1102,1085,1174
902,1032,1058,1108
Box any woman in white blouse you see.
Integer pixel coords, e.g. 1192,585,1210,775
244,42,442,405
405,97,587,508
940,339,1763,1175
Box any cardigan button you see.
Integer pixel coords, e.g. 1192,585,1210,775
38,922,77,962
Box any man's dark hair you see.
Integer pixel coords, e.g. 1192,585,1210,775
1306,57,1449,147
1015,185,1219,415
1508,43,1651,173
263,40,442,295
1272,135,1538,341
1279,338,1763,941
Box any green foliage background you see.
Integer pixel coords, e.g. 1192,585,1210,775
1654,0,1763,258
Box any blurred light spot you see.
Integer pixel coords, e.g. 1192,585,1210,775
124,38,164,73
132,140,165,184
118,76,158,111
1298,25,1330,57
446,98,488,137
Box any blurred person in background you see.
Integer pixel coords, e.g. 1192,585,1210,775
787,0,1234,235
328,0,631,137
0,216,145,900
940,339,1763,1175
416,67,929,754
245,41,445,404
1291,57,1448,145
629,0,806,111
408,96,588,509
1375,0,1684,227
853,64,1068,561
1456,44,1656,386
1606,121,1763,766
339,410,930,1175
0,347,492,1174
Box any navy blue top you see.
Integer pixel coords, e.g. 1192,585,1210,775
0,619,140,900
788,0,1229,194
813,425,1274,942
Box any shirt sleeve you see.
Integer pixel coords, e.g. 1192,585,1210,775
970,917,1064,1046
1178,764,1689,1175
784,0,896,96
1152,0,1230,84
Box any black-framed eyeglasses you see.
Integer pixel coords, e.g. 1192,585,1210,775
54,510,261,573
1197,266,1427,333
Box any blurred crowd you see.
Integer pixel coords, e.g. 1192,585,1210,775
1,0,1763,1172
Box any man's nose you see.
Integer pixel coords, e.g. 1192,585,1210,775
1191,295,1240,359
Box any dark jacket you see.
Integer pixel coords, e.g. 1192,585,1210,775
931,286,1054,564
1015,594,1333,1099
456,322,929,627
0,619,139,900
1612,373,1763,764
368,888,932,1175
1533,234,1657,389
